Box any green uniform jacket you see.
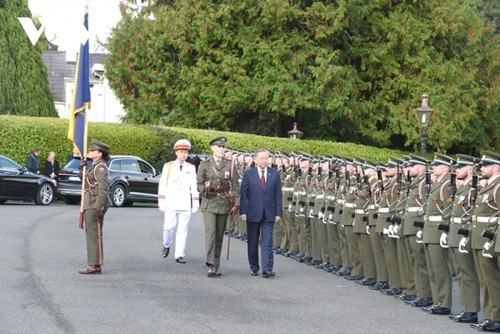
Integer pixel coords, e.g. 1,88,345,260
340,176,358,226
423,175,452,244
375,177,398,234
403,173,428,236
470,176,500,250
449,179,474,248
196,156,240,214
83,158,111,211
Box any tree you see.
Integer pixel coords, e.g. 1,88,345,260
0,0,57,117
106,0,499,153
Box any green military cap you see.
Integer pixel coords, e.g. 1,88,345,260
455,154,479,168
432,153,455,166
209,136,227,146
407,154,427,166
386,156,404,168
363,159,377,169
343,156,354,164
479,150,500,165
89,139,110,152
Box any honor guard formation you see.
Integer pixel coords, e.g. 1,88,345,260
221,148,500,332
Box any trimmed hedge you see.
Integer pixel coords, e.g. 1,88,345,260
0,116,408,171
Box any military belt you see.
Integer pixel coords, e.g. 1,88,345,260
406,206,420,213
472,216,498,223
282,187,294,192
368,205,376,210
355,209,366,214
344,202,356,208
425,215,443,222
378,208,391,213
316,195,325,199
207,187,227,194
337,199,345,205
452,217,464,224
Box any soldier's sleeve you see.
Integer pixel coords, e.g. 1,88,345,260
196,161,207,195
231,162,240,206
94,165,109,211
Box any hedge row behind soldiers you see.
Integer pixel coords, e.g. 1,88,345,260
225,147,500,332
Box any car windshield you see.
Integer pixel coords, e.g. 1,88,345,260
0,156,22,172
63,158,93,170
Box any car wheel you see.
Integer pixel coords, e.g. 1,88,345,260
63,196,81,205
112,184,126,207
35,183,54,205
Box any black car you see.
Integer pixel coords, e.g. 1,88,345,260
0,155,57,205
58,155,161,207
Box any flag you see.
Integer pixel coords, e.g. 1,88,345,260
67,9,90,158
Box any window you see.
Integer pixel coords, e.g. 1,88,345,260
138,160,154,174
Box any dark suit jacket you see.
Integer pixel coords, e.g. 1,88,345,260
240,166,283,223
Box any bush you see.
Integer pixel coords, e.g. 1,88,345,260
0,116,408,170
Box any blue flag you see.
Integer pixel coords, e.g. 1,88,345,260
67,10,90,158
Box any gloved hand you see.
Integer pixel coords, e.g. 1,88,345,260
95,210,104,221
80,159,87,171
229,205,239,216
439,232,448,248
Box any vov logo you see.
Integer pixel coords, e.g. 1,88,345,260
18,17,89,46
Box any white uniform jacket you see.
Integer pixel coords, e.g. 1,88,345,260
158,161,199,212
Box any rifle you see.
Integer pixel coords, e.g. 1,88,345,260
449,162,457,197
425,161,432,194
377,165,384,193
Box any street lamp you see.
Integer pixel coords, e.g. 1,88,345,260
287,122,303,139
415,94,433,157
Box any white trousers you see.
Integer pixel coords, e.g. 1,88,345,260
163,210,192,259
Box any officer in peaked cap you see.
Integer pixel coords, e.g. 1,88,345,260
209,136,227,147
407,154,428,166
158,139,199,264
447,154,481,324
78,139,112,275
197,136,240,277
431,153,455,167
470,151,500,331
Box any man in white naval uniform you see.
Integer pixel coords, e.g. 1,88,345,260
158,139,200,264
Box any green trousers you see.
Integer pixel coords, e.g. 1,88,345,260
202,212,227,268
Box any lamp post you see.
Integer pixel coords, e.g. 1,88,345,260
287,122,303,139
415,94,434,157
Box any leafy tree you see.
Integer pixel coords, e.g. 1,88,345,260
106,0,498,153
0,0,57,117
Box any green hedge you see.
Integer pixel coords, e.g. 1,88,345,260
0,116,408,171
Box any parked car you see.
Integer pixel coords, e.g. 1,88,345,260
0,155,57,205
58,155,161,207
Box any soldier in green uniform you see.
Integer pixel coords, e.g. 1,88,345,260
323,157,343,273
78,139,112,275
403,154,433,308
196,136,240,277
352,157,377,286
377,157,404,296
447,154,480,324
341,158,363,281
421,153,455,315
278,153,293,254
333,158,351,277
291,155,309,262
310,158,330,268
470,151,500,332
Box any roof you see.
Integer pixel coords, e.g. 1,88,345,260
42,51,108,102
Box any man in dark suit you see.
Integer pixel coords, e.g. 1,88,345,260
240,149,283,278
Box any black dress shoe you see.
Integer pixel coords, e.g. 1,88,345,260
175,257,186,264
330,265,342,273
449,312,478,323
412,298,433,307
315,262,328,269
481,321,500,332
345,275,364,281
369,281,389,290
336,268,351,277
78,265,101,274
471,320,490,330
262,271,275,278
250,270,258,276
162,247,170,258
357,278,377,286
422,305,450,315
401,294,417,303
